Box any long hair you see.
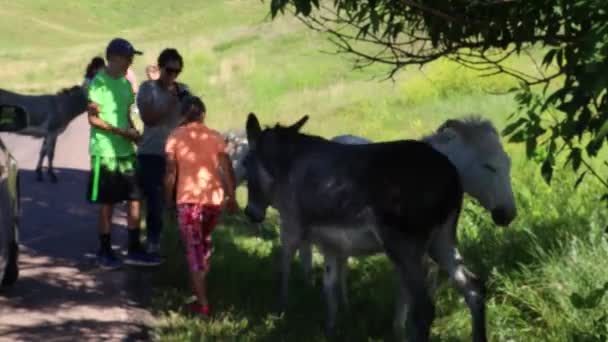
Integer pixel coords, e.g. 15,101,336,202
180,95,206,122
85,57,106,79
157,48,183,68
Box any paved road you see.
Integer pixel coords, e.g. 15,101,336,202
0,116,156,341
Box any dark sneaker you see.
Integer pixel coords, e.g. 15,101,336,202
147,242,160,254
124,250,162,266
146,243,167,262
96,250,123,270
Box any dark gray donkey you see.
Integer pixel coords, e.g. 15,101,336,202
243,113,516,341
0,86,89,182
223,131,370,189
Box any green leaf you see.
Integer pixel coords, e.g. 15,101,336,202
586,139,603,157
542,49,557,67
541,159,554,184
270,0,288,17
570,282,608,309
296,0,312,16
574,171,587,189
509,131,526,143
545,87,571,108
502,118,528,136
570,148,582,172
595,118,608,141
556,49,564,68
526,137,537,159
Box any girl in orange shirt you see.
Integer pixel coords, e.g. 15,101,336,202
164,96,237,318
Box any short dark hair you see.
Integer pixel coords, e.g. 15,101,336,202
105,38,142,59
157,48,183,68
181,95,206,118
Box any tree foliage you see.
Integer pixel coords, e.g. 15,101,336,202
268,0,608,197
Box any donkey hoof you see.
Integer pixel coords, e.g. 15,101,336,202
35,171,43,182
273,302,287,316
49,173,58,183
324,324,337,339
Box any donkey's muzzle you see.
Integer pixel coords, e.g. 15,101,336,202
491,207,516,227
244,205,265,223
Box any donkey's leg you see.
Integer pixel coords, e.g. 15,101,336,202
424,255,440,298
382,235,434,342
322,252,341,337
277,227,300,313
35,136,48,182
382,235,435,342
299,241,313,285
393,282,412,342
429,218,487,342
337,256,349,309
46,133,58,183
391,257,437,341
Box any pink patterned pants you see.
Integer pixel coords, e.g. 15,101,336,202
177,204,221,272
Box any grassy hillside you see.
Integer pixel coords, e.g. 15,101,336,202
3,1,608,341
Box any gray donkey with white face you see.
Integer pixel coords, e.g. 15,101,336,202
243,113,516,341
0,86,89,182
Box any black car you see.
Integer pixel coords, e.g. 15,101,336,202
0,105,28,287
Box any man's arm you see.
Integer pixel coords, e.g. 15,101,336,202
87,102,112,131
87,102,139,142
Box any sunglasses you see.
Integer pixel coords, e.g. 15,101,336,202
164,67,182,75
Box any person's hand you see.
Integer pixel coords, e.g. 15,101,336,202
225,196,238,215
87,102,100,115
123,128,141,143
165,200,176,210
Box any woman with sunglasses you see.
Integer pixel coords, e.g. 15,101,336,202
136,48,192,262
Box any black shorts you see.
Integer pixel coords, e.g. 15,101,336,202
87,155,143,204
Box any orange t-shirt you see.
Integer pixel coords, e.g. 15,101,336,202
165,122,227,206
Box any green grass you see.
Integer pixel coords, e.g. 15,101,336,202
4,1,608,341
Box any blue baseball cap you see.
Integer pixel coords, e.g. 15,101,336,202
106,38,143,57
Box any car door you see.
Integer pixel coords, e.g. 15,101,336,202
0,137,13,277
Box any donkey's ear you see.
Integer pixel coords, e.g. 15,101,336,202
246,113,261,146
436,126,459,143
438,119,458,132
290,115,309,132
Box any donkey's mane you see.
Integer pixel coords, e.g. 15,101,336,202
423,115,498,144
263,122,324,142
56,85,82,96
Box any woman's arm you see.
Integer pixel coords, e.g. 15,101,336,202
136,81,165,126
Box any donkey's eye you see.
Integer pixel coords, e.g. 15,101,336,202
483,164,497,173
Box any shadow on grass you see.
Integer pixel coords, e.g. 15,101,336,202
150,175,608,341
150,210,415,341
150,207,586,341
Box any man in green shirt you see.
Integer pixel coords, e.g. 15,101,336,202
86,38,160,269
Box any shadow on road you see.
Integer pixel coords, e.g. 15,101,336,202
0,168,155,341
0,319,149,342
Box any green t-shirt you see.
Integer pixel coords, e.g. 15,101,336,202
87,70,136,157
